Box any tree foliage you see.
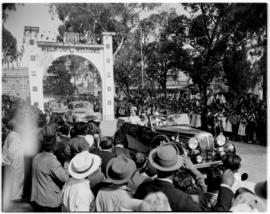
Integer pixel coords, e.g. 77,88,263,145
2,27,17,66
43,57,76,97
2,3,17,66
51,3,160,57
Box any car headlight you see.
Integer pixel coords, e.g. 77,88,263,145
216,133,226,147
188,137,198,150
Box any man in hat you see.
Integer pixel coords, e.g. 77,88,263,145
95,155,137,211
31,126,69,212
62,151,101,212
134,143,235,212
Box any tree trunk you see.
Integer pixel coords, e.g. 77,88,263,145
200,84,208,131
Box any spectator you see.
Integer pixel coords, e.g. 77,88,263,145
128,153,152,194
2,119,24,202
198,165,223,208
113,141,131,159
30,126,69,212
62,151,101,212
66,122,89,158
173,168,203,195
91,136,115,174
95,155,136,211
134,143,235,212
230,191,266,212
128,106,142,125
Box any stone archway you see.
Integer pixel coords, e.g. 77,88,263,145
21,26,115,120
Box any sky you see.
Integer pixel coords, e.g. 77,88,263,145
4,3,62,50
3,3,188,51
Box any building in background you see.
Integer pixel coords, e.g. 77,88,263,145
2,67,30,100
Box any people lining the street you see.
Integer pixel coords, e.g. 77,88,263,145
1,94,267,212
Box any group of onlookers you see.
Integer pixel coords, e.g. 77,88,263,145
2,103,267,212
116,91,266,146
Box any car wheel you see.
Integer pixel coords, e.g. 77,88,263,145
150,135,170,150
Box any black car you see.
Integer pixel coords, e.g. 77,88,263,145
114,114,235,169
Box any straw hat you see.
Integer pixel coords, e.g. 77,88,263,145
68,151,101,179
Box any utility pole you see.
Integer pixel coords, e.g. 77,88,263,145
140,27,144,88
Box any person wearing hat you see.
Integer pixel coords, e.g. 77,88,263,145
2,118,24,203
128,106,143,125
254,180,267,199
62,151,101,212
31,126,69,212
134,143,236,212
95,155,137,211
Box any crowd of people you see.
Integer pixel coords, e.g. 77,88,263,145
2,101,267,212
116,91,267,145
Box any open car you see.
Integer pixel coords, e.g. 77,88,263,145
114,113,235,169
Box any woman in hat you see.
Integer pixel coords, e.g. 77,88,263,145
128,106,143,125
95,155,137,211
62,151,101,212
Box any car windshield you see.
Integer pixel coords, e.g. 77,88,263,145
74,103,89,108
150,114,190,127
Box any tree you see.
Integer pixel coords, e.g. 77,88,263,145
2,4,17,67
142,11,188,100
43,57,76,98
223,48,253,95
50,3,160,58
2,3,16,22
114,35,142,100
2,27,17,66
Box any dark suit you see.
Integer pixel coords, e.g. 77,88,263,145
112,146,131,158
90,148,115,174
134,179,234,212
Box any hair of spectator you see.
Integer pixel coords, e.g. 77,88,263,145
41,136,56,152
59,124,70,136
74,122,87,135
70,128,77,138
222,153,241,172
205,165,223,192
100,136,114,150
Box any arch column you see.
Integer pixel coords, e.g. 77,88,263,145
102,32,115,121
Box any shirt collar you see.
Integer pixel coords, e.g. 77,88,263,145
156,178,173,184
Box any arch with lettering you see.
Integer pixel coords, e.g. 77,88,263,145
21,26,115,120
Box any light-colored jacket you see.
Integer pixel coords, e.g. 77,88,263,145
2,131,24,200
62,178,94,212
31,152,69,207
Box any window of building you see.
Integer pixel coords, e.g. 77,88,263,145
32,86,38,92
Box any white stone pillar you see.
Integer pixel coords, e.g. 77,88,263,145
102,32,115,121
23,26,44,112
